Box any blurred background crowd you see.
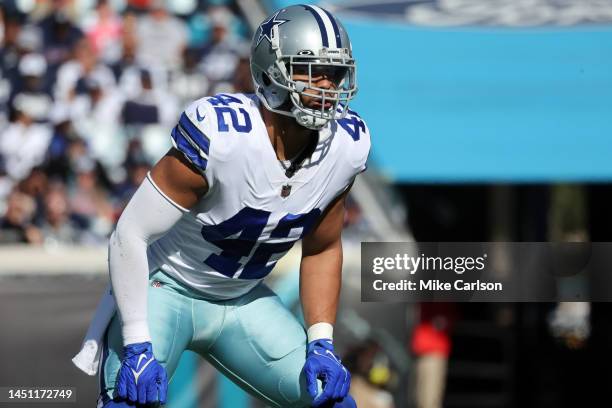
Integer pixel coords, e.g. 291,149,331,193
0,0,253,246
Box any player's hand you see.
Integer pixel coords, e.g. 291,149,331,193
116,342,168,405
303,339,351,407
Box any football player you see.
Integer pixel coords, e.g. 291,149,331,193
87,5,369,407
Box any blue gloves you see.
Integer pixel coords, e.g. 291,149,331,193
303,339,351,407
116,342,168,405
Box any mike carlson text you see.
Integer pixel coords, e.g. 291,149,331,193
373,279,503,292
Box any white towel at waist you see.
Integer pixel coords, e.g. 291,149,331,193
72,285,116,376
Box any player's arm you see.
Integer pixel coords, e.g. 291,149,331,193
108,148,207,404
300,184,352,406
111,148,207,344
150,148,209,207
300,186,349,331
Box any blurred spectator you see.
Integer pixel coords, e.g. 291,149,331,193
188,3,248,49
410,303,457,408
69,77,125,167
114,145,151,212
199,6,247,88
136,0,188,73
16,24,43,55
0,189,42,244
69,155,114,241
121,69,160,125
121,10,139,47
65,137,114,192
54,38,115,103
81,0,122,63
46,106,79,182
1,11,25,86
170,48,210,107
9,53,53,118
122,69,178,127
17,166,48,210
187,7,212,48
38,0,84,68
12,52,52,95
38,183,85,245
344,341,396,408
0,96,52,181
2,19,45,124
110,37,141,98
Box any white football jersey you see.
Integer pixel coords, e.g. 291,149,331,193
147,93,370,300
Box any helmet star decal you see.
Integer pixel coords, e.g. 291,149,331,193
256,10,289,46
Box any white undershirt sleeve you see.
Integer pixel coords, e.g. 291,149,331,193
109,174,187,345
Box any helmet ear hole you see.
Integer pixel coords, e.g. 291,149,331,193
262,73,271,86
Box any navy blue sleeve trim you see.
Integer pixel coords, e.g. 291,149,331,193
171,125,208,171
178,113,210,154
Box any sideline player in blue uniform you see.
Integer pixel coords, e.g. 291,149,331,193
77,5,370,407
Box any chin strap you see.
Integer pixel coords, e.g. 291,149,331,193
291,106,330,130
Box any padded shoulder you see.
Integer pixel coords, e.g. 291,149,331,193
170,97,214,172
335,108,371,175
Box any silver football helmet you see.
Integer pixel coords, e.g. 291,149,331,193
250,5,358,130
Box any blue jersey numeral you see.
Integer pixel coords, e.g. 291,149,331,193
215,107,252,133
241,209,321,279
200,207,270,276
338,112,365,141
208,94,243,106
208,94,252,133
200,207,322,279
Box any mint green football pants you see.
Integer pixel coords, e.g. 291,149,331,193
99,270,314,407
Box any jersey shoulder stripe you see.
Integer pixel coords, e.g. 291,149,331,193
179,112,210,153
171,112,211,171
170,125,208,171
